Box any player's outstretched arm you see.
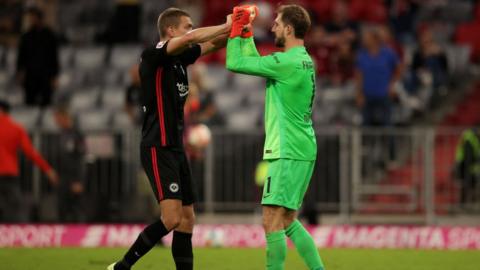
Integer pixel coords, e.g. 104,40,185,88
240,36,260,57
199,32,230,56
226,37,290,79
166,15,232,56
226,5,287,78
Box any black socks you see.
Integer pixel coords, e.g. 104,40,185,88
171,231,193,270
114,220,193,270
115,219,169,270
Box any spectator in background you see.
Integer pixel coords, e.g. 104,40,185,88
329,40,355,86
378,24,404,60
196,93,225,126
411,27,448,107
16,7,59,107
53,105,86,222
101,0,141,44
355,25,402,126
0,99,58,222
187,63,225,127
323,0,358,47
125,64,142,125
454,127,480,206
388,0,419,44
310,0,358,84
100,0,141,63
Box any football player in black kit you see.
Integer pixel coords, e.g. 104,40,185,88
108,8,231,270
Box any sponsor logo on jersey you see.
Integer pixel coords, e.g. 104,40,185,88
265,150,272,154
302,60,313,69
156,41,166,49
176,83,189,97
170,183,179,193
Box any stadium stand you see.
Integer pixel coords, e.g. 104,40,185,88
1,0,480,223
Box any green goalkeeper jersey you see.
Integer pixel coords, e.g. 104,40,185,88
226,37,317,161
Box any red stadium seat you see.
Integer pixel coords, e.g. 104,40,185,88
475,2,480,21
455,22,480,62
309,0,335,23
349,0,387,23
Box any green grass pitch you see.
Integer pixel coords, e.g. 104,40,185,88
1,247,479,270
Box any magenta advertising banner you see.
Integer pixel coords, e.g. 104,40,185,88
1,224,479,249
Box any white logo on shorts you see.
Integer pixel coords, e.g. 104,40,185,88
170,183,179,193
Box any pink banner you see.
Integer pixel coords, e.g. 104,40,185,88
1,224,480,249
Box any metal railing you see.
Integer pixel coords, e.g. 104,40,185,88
11,127,480,224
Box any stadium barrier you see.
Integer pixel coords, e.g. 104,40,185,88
10,127,480,224
1,224,479,249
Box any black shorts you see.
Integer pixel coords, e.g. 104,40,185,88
140,146,196,205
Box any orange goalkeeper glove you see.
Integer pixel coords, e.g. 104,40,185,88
240,5,259,38
230,5,257,38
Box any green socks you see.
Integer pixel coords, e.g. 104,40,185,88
265,221,325,270
286,220,325,270
266,230,287,270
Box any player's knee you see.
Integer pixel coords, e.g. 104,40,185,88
162,214,182,230
283,216,295,229
262,216,271,232
262,215,281,233
182,212,195,229
282,211,296,228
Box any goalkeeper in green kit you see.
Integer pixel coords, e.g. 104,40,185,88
226,4,325,270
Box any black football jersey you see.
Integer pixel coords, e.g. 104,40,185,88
139,40,201,149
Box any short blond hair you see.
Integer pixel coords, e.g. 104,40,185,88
157,8,191,38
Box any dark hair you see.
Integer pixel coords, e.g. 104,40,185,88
157,8,191,38
0,99,11,113
277,5,311,39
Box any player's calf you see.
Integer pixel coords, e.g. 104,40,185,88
262,206,288,270
286,219,325,270
170,205,196,270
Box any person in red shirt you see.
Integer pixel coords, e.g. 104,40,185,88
0,100,58,222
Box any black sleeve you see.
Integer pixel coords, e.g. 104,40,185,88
142,40,170,67
179,44,201,66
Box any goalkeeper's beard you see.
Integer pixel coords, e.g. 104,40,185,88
274,36,286,48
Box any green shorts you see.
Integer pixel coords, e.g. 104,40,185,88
261,158,315,210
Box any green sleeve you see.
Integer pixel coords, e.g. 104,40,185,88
226,37,291,79
240,37,260,57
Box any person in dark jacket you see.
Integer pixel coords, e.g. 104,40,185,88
16,7,59,107
53,105,86,222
